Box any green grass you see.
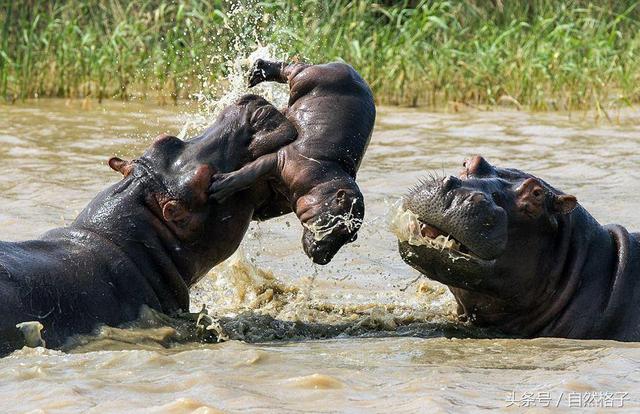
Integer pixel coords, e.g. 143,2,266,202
1,0,640,109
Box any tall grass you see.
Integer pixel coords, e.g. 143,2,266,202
1,0,639,109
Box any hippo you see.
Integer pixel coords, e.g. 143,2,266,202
210,59,376,264
395,156,640,341
0,94,296,355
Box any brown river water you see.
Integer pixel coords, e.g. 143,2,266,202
0,100,639,413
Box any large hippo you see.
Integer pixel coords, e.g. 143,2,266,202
210,60,376,264
0,94,296,354
395,156,640,341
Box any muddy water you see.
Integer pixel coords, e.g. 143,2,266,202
1,101,639,412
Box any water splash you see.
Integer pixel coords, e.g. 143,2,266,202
188,246,461,343
190,247,299,315
177,1,294,138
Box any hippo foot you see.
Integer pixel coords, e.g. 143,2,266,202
209,173,243,202
248,59,285,87
248,59,267,87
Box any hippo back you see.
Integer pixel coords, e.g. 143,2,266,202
0,233,158,350
287,62,376,177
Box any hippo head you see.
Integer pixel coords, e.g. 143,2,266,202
106,95,284,244
297,181,365,265
397,156,578,323
109,133,216,242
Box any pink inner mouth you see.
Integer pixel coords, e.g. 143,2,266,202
420,222,446,239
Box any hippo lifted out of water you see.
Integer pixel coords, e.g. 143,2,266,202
211,60,376,264
0,94,296,354
396,156,640,341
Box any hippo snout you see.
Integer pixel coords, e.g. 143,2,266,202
309,249,333,265
403,172,508,261
302,229,340,265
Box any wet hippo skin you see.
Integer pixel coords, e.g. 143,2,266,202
0,94,296,354
397,156,640,341
210,60,376,265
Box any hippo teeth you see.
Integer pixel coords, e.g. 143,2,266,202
418,222,470,254
417,223,460,250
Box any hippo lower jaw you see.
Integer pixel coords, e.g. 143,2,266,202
394,209,503,293
398,239,499,295
389,206,487,263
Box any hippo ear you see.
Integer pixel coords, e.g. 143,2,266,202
108,157,134,177
552,194,577,215
162,200,189,225
515,178,546,218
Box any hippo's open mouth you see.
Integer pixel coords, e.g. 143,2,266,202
417,220,474,256
389,205,480,261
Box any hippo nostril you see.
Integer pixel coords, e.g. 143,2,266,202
465,155,493,177
442,176,462,192
469,192,488,204
153,134,182,149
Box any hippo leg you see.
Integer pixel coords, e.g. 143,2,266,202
209,153,279,202
248,59,309,87
248,106,298,158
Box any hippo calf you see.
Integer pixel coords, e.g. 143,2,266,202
210,60,376,264
0,94,296,354
396,156,640,341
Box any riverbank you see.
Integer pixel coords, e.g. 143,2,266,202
2,1,639,109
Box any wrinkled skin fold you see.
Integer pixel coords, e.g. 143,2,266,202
0,94,297,355
210,59,376,264
397,155,640,341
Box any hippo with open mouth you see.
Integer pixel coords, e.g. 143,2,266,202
0,94,296,354
210,59,376,264
396,156,640,341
